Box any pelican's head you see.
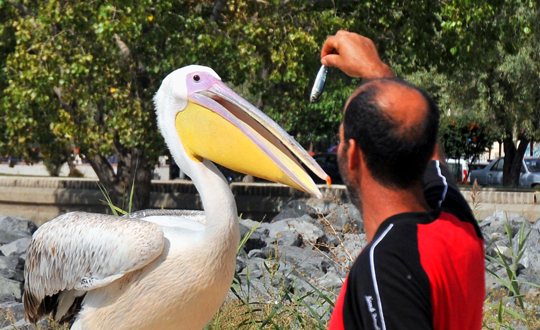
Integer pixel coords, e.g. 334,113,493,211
154,65,329,198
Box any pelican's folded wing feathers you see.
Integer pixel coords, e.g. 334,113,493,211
24,212,164,322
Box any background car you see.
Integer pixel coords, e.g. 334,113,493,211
469,157,540,188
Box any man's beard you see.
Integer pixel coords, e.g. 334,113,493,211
338,149,363,214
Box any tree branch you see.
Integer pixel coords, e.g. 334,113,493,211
7,0,34,17
113,34,131,59
209,0,227,22
52,86,73,111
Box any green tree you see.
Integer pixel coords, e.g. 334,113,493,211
437,0,540,186
0,0,449,210
439,114,496,179
0,0,245,209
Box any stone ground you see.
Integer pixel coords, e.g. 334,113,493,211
1,201,539,329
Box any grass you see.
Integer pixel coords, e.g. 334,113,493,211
483,218,540,330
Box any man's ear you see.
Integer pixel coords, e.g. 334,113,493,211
347,139,360,172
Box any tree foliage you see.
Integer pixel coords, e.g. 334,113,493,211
413,0,540,186
0,0,539,207
439,114,496,176
0,0,449,208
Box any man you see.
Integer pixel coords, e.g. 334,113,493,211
321,31,485,330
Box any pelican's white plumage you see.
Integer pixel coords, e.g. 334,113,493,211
25,213,164,296
23,65,328,329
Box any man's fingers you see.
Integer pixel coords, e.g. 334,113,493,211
321,35,339,58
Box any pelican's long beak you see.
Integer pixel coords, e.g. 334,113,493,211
176,76,329,198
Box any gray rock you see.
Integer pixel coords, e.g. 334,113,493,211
276,231,302,247
241,257,267,279
0,215,37,237
0,238,31,259
236,278,276,301
273,200,312,221
0,267,24,283
316,234,340,251
0,278,22,301
278,246,325,278
286,218,324,242
0,231,26,246
317,271,345,291
339,233,367,261
270,272,294,290
482,211,531,237
263,221,289,241
517,269,540,298
236,257,246,273
0,301,24,327
264,217,324,246
245,246,277,259
485,272,504,293
243,227,267,253
0,295,16,304
301,199,363,231
262,246,277,259
511,223,540,272
321,203,363,233
0,318,40,330
238,222,251,240
239,219,261,229
248,249,267,259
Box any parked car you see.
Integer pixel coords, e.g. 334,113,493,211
306,152,343,185
469,157,540,188
468,161,489,172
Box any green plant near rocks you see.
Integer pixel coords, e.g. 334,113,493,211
484,220,540,329
208,253,335,329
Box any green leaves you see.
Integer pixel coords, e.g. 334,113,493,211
1,0,538,177
439,114,496,163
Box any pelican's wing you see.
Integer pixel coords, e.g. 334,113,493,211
24,212,164,322
125,209,206,227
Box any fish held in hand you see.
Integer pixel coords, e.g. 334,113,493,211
310,65,328,103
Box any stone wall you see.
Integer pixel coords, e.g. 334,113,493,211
0,177,539,225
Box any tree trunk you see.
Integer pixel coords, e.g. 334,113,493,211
85,147,153,213
502,133,529,187
115,146,153,212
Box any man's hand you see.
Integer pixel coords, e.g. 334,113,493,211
321,30,394,80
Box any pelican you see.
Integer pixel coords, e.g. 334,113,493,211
23,65,329,330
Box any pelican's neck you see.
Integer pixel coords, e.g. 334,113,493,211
190,159,239,241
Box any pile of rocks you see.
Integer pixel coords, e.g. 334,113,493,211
1,201,540,328
234,203,540,309
234,199,365,305
0,215,40,329
482,210,540,298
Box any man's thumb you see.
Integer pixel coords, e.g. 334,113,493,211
321,54,339,68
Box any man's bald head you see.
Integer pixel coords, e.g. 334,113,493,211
343,78,439,189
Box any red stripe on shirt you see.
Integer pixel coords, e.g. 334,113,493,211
328,276,349,330
417,211,484,330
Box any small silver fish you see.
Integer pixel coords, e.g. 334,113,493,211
310,65,328,103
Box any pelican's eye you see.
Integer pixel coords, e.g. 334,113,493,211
193,75,201,82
